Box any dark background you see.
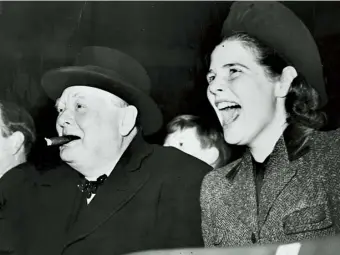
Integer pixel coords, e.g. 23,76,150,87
0,1,340,169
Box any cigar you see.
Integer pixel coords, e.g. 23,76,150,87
44,135,80,146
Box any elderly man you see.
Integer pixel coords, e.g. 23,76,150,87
28,46,211,255
0,100,36,254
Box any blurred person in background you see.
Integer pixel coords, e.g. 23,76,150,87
164,114,230,168
0,100,36,255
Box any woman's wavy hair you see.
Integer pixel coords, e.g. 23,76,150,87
213,32,327,157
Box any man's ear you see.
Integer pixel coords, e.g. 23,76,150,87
9,131,25,155
275,66,298,98
119,106,138,136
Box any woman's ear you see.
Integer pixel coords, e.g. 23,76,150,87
119,106,138,136
275,66,298,98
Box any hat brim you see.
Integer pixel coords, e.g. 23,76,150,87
41,66,163,135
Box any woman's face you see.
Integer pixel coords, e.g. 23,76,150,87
207,39,280,146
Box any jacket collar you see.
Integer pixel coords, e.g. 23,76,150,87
225,124,311,180
222,125,311,230
113,131,153,173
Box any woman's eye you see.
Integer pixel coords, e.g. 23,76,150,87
179,142,183,147
230,68,240,74
228,68,242,80
57,107,64,113
230,68,242,76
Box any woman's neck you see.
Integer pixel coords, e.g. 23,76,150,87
249,111,288,163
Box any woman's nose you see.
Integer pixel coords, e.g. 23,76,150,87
208,79,225,95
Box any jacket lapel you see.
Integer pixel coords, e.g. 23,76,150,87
224,152,258,231
64,133,153,248
258,136,297,228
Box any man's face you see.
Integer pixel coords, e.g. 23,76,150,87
55,86,127,168
164,127,217,167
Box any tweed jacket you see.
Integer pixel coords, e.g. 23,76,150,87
201,128,340,247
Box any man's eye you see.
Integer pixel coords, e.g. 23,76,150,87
207,75,215,83
179,142,183,147
57,107,64,113
76,103,84,109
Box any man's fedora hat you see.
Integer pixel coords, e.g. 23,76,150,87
221,1,327,108
41,46,163,135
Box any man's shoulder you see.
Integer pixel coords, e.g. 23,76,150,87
1,163,39,189
0,163,41,205
37,162,79,186
148,144,212,176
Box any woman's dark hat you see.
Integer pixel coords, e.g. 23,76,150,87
41,46,163,135
221,1,327,107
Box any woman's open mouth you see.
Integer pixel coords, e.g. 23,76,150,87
216,101,241,127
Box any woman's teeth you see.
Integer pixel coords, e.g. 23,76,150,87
216,101,240,110
215,102,241,126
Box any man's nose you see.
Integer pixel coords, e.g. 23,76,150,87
57,109,73,127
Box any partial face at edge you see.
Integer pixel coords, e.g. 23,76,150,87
0,110,25,177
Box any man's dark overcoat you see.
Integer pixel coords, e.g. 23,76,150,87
21,133,211,255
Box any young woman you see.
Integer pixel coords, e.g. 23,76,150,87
201,1,340,247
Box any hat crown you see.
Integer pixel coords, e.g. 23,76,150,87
221,1,327,107
75,46,151,93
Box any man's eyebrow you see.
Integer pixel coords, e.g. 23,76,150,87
55,98,60,108
72,92,86,99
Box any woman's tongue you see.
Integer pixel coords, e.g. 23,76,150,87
220,107,241,126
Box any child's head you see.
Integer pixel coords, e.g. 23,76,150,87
164,115,230,168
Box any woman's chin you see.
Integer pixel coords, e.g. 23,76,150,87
223,127,243,145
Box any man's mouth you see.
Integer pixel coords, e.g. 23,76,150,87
45,135,81,147
58,135,81,147
215,101,241,126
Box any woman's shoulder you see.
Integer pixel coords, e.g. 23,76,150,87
201,158,241,196
307,128,340,180
310,128,340,153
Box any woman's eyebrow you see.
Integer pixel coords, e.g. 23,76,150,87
222,63,249,69
208,62,249,74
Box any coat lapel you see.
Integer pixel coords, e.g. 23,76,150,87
258,136,297,228
224,152,258,231
64,133,153,248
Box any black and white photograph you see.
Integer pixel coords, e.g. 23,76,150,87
1,1,340,255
